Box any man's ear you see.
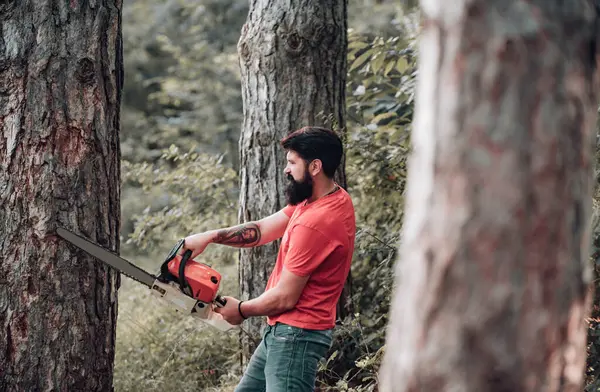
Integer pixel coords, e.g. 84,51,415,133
309,159,323,176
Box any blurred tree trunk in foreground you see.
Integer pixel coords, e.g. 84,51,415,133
380,1,600,391
0,1,123,390
237,0,350,365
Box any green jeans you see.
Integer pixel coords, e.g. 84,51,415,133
235,322,333,392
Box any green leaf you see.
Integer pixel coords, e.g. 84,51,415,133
384,59,396,76
371,112,398,124
396,57,409,73
371,54,385,74
350,50,373,72
348,41,369,50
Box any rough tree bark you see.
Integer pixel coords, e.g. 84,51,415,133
380,1,600,391
236,0,350,364
0,2,123,390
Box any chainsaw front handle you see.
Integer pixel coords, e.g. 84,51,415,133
215,295,227,307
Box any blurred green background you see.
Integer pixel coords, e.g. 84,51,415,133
116,1,414,391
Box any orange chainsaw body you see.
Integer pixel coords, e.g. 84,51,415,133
166,255,221,304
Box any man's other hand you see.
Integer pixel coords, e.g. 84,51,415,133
214,296,244,325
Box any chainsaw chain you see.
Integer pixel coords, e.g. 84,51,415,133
100,263,156,288
114,268,148,285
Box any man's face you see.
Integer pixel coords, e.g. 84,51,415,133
284,150,313,205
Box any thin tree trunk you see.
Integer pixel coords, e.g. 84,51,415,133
0,2,123,390
237,0,350,365
380,1,599,391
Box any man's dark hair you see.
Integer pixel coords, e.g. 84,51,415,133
280,126,343,178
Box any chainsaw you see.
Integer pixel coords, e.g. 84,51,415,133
56,228,235,332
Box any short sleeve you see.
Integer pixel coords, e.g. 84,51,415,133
282,204,296,217
284,225,338,277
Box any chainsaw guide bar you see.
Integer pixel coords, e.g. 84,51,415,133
56,228,156,287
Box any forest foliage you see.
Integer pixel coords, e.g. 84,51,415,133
114,1,600,391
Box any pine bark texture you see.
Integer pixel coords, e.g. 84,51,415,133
380,1,600,391
237,0,349,364
0,2,123,390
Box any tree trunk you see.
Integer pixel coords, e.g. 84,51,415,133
0,2,123,391
585,141,600,387
237,0,350,365
380,1,599,391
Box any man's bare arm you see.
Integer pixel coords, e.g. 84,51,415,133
240,267,309,317
210,222,262,247
183,208,291,258
207,209,291,248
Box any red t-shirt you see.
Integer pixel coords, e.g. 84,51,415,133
265,185,356,330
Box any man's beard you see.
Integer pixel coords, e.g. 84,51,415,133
285,170,313,206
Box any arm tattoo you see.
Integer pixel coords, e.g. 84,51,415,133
214,223,261,247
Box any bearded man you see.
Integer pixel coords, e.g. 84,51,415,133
181,126,356,392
